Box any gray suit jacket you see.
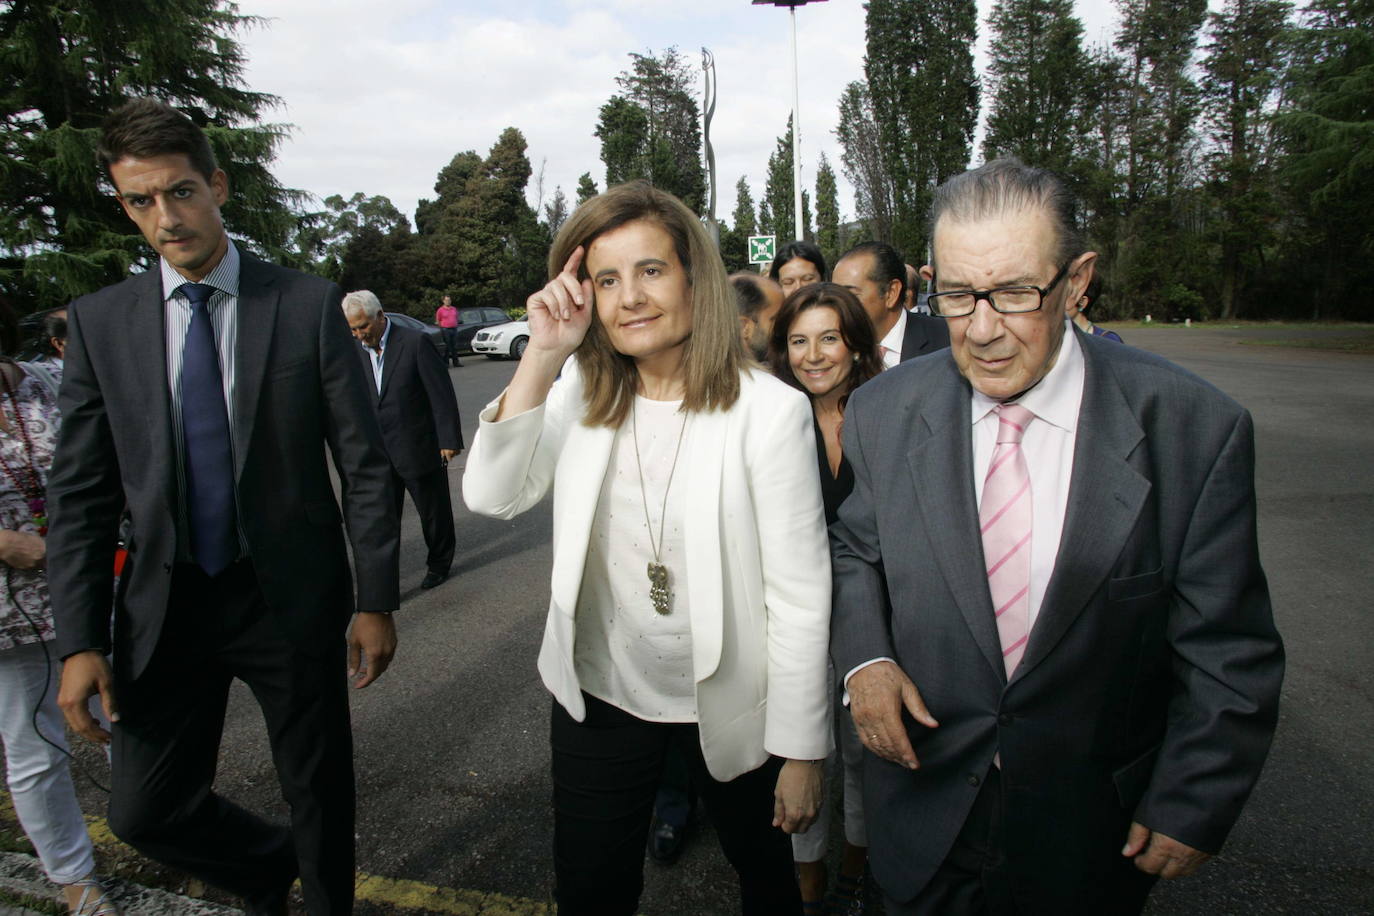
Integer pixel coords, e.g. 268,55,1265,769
830,330,1283,906
47,253,399,680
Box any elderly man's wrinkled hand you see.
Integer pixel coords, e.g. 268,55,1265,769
847,661,938,770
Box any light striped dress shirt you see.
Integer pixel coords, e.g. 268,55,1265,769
160,241,247,561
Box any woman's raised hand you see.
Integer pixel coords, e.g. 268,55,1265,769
526,246,594,359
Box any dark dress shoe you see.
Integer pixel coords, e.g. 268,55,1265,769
421,569,449,589
243,889,289,916
647,814,687,866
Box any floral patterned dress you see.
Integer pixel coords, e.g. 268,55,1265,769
0,370,61,651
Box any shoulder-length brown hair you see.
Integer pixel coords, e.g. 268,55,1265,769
550,181,744,427
767,282,883,404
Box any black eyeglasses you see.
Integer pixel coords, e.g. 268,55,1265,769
927,263,1071,318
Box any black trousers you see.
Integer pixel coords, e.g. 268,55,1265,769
108,561,355,914
392,465,455,575
439,327,461,365
883,765,1155,916
551,693,802,916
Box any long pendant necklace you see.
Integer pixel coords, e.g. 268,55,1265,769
0,368,47,535
631,399,689,616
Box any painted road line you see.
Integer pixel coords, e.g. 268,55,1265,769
3,793,552,915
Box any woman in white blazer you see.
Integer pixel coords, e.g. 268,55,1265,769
462,182,832,916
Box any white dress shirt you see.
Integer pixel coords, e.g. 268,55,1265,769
969,324,1085,629
365,318,392,394
879,308,907,370
845,323,1086,688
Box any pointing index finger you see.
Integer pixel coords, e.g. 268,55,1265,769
562,245,586,279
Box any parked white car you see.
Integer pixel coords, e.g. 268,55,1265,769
471,320,530,359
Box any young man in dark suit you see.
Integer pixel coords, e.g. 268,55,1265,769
831,158,1283,913
343,290,464,589
832,241,950,369
48,98,400,915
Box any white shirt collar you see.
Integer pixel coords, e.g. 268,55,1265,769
970,321,1085,433
880,308,907,367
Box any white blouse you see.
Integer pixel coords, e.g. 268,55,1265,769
575,395,695,722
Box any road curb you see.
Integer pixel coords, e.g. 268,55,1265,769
0,850,238,915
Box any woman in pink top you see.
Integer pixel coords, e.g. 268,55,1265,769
434,295,463,366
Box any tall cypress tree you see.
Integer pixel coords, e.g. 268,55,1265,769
0,1,307,310
814,154,841,269
863,0,979,258
760,116,813,242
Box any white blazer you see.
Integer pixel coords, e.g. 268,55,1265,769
462,366,833,780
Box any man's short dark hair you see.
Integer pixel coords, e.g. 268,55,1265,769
929,157,1085,268
730,273,770,319
98,98,218,185
839,241,907,303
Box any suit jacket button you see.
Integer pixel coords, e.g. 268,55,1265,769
163,562,172,572
967,773,980,787
998,713,1013,727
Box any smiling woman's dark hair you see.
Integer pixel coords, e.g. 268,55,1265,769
767,282,882,404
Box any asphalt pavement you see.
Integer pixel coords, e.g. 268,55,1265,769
28,327,1374,913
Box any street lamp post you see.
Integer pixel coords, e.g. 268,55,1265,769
752,0,827,243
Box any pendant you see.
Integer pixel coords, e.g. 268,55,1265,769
647,561,671,615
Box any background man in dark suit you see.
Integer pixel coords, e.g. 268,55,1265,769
343,290,464,590
832,242,949,369
830,158,1283,914
48,98,399,916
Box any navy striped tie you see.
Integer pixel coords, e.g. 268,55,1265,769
179,283,235,576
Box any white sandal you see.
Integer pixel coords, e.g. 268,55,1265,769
66,876,122,916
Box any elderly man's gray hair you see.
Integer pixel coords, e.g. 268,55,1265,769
342,290,383,318
929,157,1086,268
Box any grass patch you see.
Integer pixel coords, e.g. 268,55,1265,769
0,885,63,914
1238,335,1374,353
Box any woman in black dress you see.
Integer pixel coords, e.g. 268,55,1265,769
769,283,883,913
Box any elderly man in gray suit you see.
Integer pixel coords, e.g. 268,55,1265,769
831,158,1283,914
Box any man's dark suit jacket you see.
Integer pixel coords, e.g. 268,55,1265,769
898,311,950,362
830,329,1283,908
47,252,400,681
358,321,463,479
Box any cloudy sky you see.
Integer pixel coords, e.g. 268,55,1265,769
235,1,1129,232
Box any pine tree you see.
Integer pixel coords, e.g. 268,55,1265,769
415,129,543,310
982,0,1087,175
862,0,980,258
593,49,705,211
1202,0,1293,319
1272,0,1374,319
544,186,571,237
575,173,600,205
1108,0,1211,318
0,1,307,309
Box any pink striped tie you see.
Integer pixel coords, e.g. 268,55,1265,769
981,403,1034,678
